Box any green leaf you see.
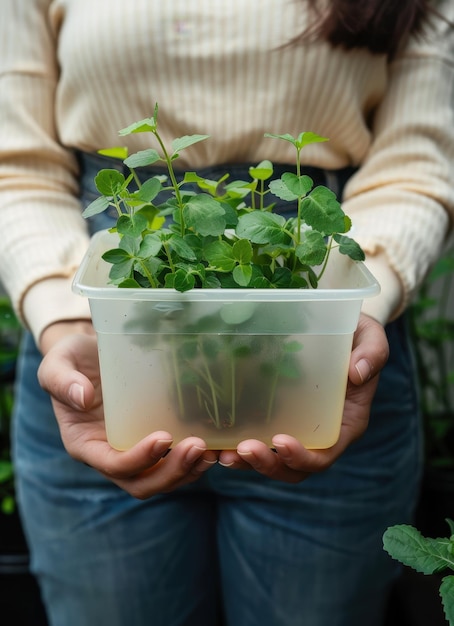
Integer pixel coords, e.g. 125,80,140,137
98,147,129,160
183,172,220,195
204,241,236,272
204,274,222,288
168,234,198,261
102,247,133,264
300,186,346,234
268,178,299,202
0,460,13,483
119,118,157,136
295,131,329,149
232,239,253,264
250,275,272,288
116,213,148,237
219,302,257,324
280,173,313,198
173,269,196,292
134,205,162,228
218,201,239,228
283,340,303,353
108,257,135,281
276,352,302,378
183,234,204,260
249,160,273,181
124,149,161,169
94,169,125,196
333,234,365,261
138,233,162,258
224,181,254,200
264,132,297,147
236,211,287,245
268,266,294,288
383,525,454,575
136,177,162,202
117,278,142,288
1,494,15,515
440,575,454,625
295,231,327,265
171,135,210,154
82,195,111,218
183,195,227,236
233,264,252,286
265,131,328,150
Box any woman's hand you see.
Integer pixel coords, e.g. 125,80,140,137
218,313,389,481
37,321,217,499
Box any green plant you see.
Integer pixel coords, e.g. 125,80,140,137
0,296,21,514
81,104,366,431
83,103,364,291
383,520,454,625
409,249,454,468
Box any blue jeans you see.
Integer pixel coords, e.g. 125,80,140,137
12,156,422,626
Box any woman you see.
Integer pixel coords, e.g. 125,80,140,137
0,1,453,624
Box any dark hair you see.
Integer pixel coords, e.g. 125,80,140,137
305,0,435,57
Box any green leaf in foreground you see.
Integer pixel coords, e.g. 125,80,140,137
440,575,454,625
334,234,366,261
171,134,210,154
183,195,227,236
383,524,454,575
300,186,346,235
236,211,287,245
124,149,161,169
94,169,125,196
82,195,111,218
383,521,454,625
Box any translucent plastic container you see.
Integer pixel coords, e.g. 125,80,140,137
73,230,380,450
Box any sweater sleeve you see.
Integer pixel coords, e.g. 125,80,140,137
343,0,454,323
0,0,91,342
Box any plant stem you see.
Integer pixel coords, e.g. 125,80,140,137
229,354,236,427
169,337,185,419
137,259,159,288
162,241,176,274
112,194,124,218
315,236,334,282
194,339,223,428
152,130,185,234
296,147,302,244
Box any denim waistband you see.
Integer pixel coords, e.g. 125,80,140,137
75,150,357,233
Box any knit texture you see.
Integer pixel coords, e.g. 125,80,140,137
1,0,453,340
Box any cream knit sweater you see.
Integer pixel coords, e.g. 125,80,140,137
1,0,453,342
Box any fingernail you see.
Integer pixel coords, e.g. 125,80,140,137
151,438,173,458
68,383,85,409
272,441,291,462
194,458,217,474
218,460,235,467
355,358,372,383
237,448,253,457
186,445,206,464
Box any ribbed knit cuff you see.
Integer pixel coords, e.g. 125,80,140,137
22,276,91,346
361,252,403,326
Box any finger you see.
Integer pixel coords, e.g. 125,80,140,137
218,449,256,471
229,438,312,482
349,314,389,385
37,336,98,409
119,443,217,498
87,435,216,498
